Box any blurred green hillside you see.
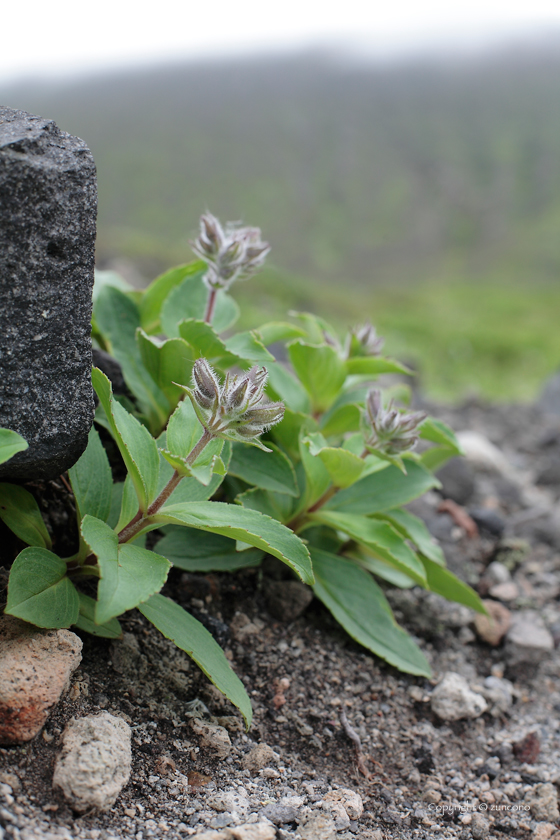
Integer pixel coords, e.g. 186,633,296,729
3,47,560,400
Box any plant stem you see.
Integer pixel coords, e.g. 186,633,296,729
204,289,217,324
117,429,214,544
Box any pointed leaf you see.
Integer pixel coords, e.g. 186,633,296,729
74,592,123,638
311,549,431,676
0,484,51,548
310,510,427,585
115,475,139,533
137,330,194,406
154,501,313,584
161,275,239,337
139,261,206,333
94,285,169,431
69,427,113,523
6,547,79,628
304,435,365,488
0,428,28,465
81,515,171,624
224,331,274,363
236,486,296,523
325,459,439,514
257,322,307,345
266,363,311,414
92,368,160,512
422,556,486,613
156,528,263,572
380,508,446,566
350,549,416,588
288,342,346,412
139,593,252,726
228,442,298,496
420,417,463,454
345,357,412,376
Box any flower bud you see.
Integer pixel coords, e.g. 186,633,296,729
191,213,270,292
348,322,385,357
178,359,284,444
363,389,426,456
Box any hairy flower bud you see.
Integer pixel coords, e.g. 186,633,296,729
363,389,426,456
178,359,284,445
348,321,385,357
191,213,270,292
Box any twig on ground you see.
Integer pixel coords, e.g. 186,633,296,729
339,708,374,780
438,498,479,539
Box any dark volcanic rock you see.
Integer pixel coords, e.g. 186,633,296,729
0,108,97,480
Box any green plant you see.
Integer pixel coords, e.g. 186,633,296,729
2,214,485,727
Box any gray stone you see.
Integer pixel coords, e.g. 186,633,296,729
539,371,560,416
430,672,487,721
52,712,131,812
505,611,554,675
264,580,313,621
298,813,337,840
524,783,559,822
436,456,475,505
480,675,513,715
260,803,299,825
470,812,490,839
0,107,96,481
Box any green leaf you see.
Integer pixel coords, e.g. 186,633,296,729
161,274,239,337
166,399,206,460
0,428,28,465
92,368,160,513
156,528,263,572
304,435,365,489
420,417,463,454
345,357,412,376
236,486,296,523
270,409,313,457
178,319,234,362
311,549,431,676
93,269,134,304
5,547,79,628
94,286,169,432
257,322,307,345
137,330,194,407
154,501,313,584
288,342,346,412
228,442,298,496
379,508,445,566
139,261,206,333
69,427,113,523
420,445,458,472
74,592,123,638
350,550,416,588
320,403,362,437
325,459,440,514
297,430,331,513
310,510,427,585
115,475,139,533
422,556,486,613
0,484,51,548
81,515,171,624
224,331,275,364
139,593,252,727
266,363,311,414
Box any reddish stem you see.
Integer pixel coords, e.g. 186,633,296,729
204,289,217,324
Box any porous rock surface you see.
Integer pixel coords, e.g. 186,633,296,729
430,671,488,721
52,712,132,812
0,107,96,481
0,615,82,744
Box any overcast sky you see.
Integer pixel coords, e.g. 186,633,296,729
3,0,560,83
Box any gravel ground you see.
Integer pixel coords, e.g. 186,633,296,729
3,387,560,840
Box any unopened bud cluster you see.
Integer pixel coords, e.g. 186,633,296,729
363,390,426,456
191,213,270,292
182,358,284,443
348,322,385,357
